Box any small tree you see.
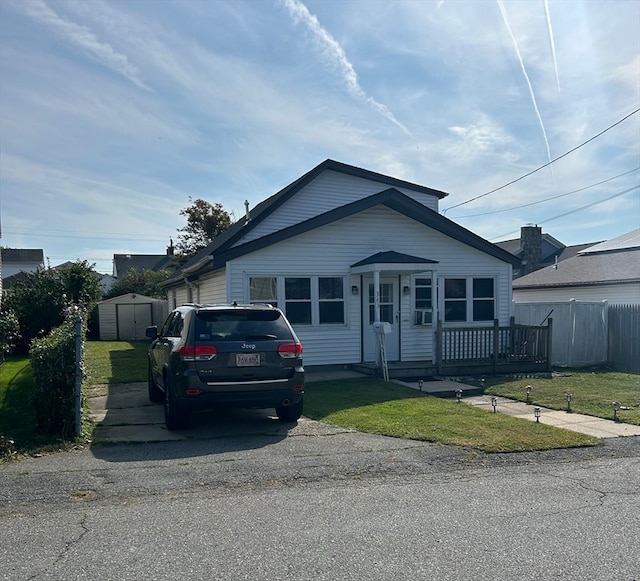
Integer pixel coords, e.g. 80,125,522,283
3,260,103,352
0,309,20,362
175,198,232,258
104,268,170,299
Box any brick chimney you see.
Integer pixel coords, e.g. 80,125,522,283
167,238,175,256
520,225,542,275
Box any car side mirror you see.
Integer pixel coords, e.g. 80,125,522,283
145,326,159,339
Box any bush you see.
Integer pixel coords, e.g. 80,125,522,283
30,311,84,438
0,309,21,361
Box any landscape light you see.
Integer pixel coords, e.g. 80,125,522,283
534,407,541,422
491,396,497,413
613,401,621,421
419,379,424,392
526,385,532,404
455,389,463,403
565,393,572,413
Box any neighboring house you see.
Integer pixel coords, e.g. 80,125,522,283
112,242,176,280
495,225,595,278
511,228,640,305
161,159,520,367
0,248,45,280
1,248,45,297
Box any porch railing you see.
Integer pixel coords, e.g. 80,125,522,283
435,317,552,374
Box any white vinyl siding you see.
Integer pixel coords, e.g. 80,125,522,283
236,170,440,247
197,270,227,305
226,205,512,366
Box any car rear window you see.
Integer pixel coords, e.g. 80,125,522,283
194,310,292,342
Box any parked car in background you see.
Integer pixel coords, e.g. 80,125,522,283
146,302,304,430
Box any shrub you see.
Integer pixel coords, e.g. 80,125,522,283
0,309,21,361
30,310,84,438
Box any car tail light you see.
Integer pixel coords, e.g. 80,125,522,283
178,344,217,361
277,342,303,358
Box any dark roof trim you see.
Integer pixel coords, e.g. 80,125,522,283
200,188,520,273
352,251,438,268
514,279,639,290
162,160,451,286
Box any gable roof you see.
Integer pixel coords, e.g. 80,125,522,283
164,186,520,287
352,251,439,268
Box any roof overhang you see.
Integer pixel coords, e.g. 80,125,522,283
351,251,438,275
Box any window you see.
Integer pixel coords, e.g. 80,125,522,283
443,277,495,323
444,278,467,322
319,277,344,324
473,278,494,321
414,276,432,325
368,283,394,324
248,275,346,326
250,277,277,307
285,278,311,325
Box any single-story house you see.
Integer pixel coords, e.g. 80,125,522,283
161,159,521,367
112,243,176,280
511,228,640,305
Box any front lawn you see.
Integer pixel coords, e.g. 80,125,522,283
478,370,640,425
84,340,149,385
304,379,599,453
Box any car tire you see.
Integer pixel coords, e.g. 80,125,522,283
164,384,188,430
148,364,164,403
276,398,303,422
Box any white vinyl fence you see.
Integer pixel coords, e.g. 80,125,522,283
514,300,608,367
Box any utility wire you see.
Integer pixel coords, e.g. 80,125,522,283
444,107,640,213
450,167,640,219
489,185,639,241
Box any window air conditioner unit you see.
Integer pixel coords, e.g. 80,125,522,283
414,309,432,326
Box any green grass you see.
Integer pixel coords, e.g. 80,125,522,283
84,340,149,385
478,370,640,425
0,356,68,455
304,379,599,453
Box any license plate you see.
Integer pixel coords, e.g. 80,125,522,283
236,353,260,367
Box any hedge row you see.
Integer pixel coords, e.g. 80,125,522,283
29,314,83,438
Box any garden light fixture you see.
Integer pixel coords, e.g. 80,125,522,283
491,396,497,413
565,393,572,413
534,407,541,422
613,401,621,421
526,385,532,404
455,389,463,403
419,379,423,392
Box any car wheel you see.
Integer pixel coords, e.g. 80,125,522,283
276,398,303,422
164,384,188,430
148,364,164,403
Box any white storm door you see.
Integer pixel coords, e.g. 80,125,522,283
362,277,400,362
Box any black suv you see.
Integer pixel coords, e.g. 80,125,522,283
146,303,304,430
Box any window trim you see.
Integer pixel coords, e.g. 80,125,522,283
440,276,496,324
247,275,348,327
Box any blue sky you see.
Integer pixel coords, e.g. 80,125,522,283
1,0,638,274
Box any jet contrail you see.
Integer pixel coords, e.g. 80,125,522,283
545,0,561,93
497,0,552,166
281,0,412,137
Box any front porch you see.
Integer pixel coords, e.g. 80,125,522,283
352,317,553,380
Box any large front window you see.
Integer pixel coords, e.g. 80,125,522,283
444,277,495,323
249,276,345,326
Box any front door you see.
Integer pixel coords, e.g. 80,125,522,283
362,277,400,362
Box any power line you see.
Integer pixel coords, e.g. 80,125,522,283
450,167,640,219
489,185,639,241
444,107,640,213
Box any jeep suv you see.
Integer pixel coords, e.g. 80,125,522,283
146,303,304,430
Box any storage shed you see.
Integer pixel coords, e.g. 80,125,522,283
97,293,168,340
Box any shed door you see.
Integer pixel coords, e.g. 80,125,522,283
117,303,152,340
